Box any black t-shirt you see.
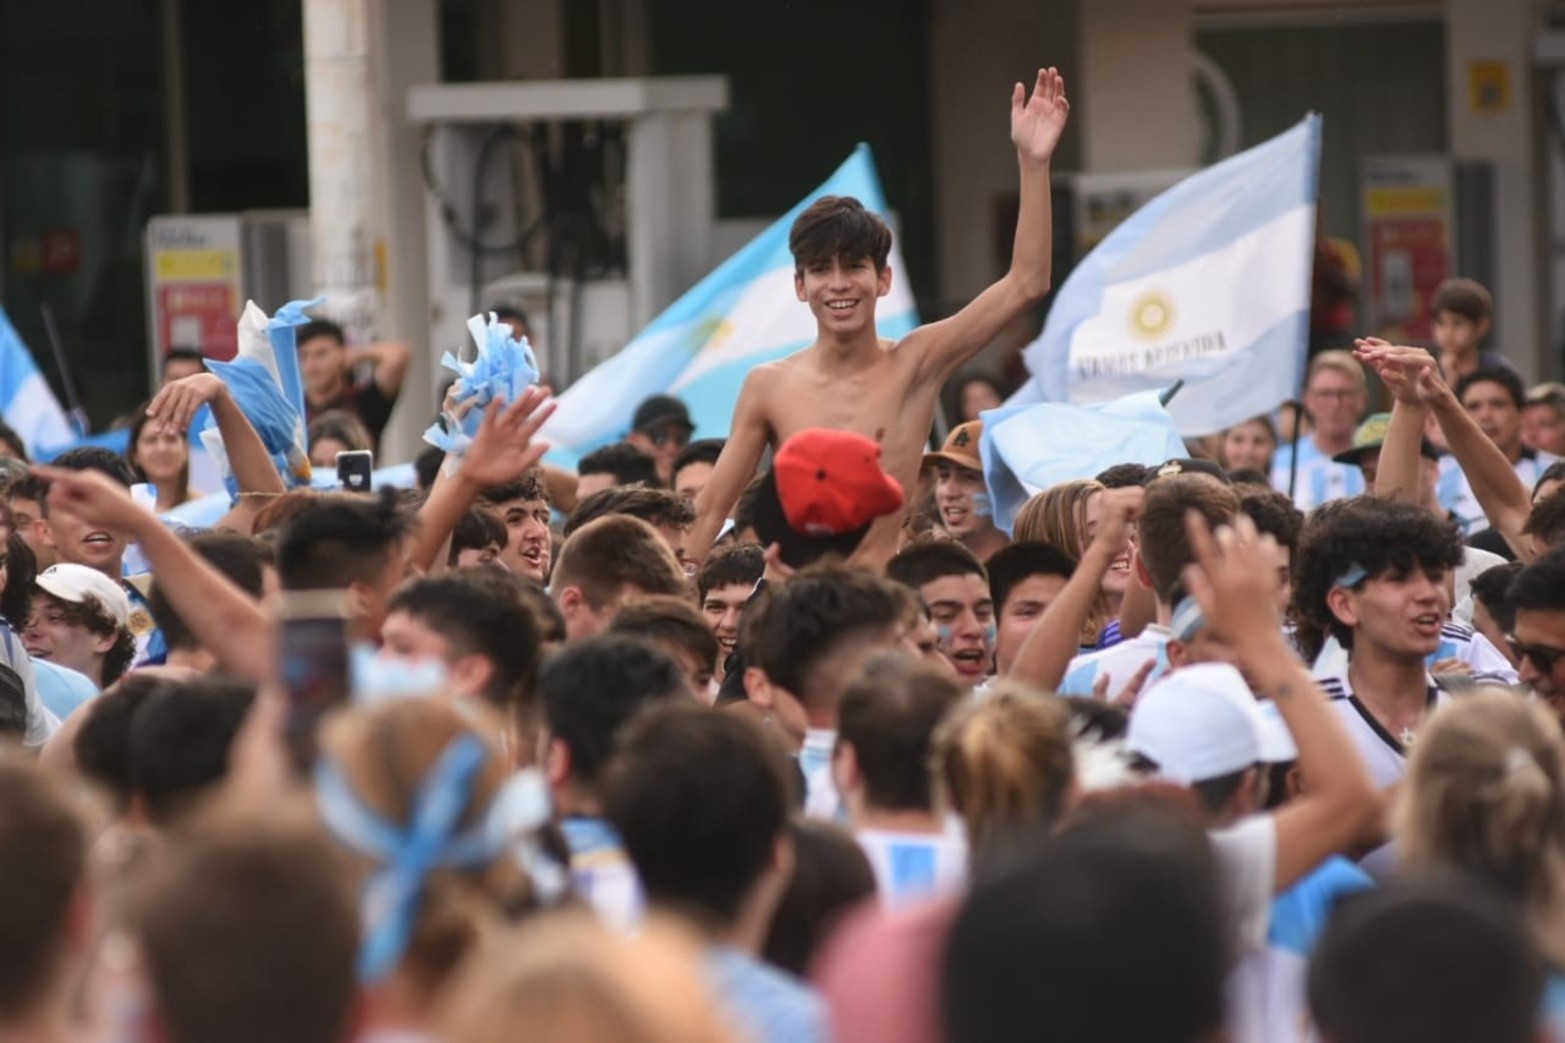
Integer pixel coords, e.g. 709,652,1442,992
307,380,398,450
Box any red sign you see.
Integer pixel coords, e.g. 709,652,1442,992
157,283,239,361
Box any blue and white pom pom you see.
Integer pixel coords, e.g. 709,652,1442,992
422,313,541,456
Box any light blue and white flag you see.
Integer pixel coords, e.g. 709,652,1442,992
1018,114,1322,437
539,144,919,467
980,390,1188,534
0,306,77,456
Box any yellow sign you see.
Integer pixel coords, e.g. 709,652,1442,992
153,248,237,281
1468,61,1512,115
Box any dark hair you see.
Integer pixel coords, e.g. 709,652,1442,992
307,409,372,456
413,446,446,494
551,515,688,609
149,531,270,652
839,655,964,812
605,597,720,678
697,542,764,602
477,471,549,509
276,489,415,591
125,401,190,498
0,533,36,631
731,473,768,537
1095,462,1152,489
1536,460,1565,497
603,705,793,927
885,540,986,593
1470,562,1524,633
563,486,696,539
0,756,88,1018
128,677,256,824
164,345,205,368
788,195,892,274
1510,546,1565,614
132,818,359,1043
388,575,542,713
32,590,136,686
75,674,161,806
1308,873,1544,1043
986,541,1076,616
448,507,507,567
1456,366,1525,412
943,803,1225,1043
671,438,725,487
1137,476,1240,602
537,635,687,790
1061,696,1128,742
487,304,530,331
749,564,903,702
295,318,346,347
3,474,50,518
1293,497,1465,658
762,818,876,976
50,446,135,488
1432,276,1494,324
1238,484,1305,554
1525,491,1565,552
577,443,659,489
0,421,28,463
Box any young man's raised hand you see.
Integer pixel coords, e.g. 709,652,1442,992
1011,67,1070,166
455,387,556,492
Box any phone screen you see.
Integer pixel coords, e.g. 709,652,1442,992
279,611,350,770
337,450,374,492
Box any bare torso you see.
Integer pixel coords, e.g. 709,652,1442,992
755,338,938,566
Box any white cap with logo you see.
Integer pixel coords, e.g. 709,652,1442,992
35,564,132,629
1127,663,1296,784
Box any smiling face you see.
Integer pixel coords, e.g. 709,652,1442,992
23,592,113,682
1330,566,1452,662
1220,420,1277,474
794,254,891,338
935,462,994,541
701,582,752,662
134,422,188,486
1082,492,1133,599
921,572,995,687
48,501,126,578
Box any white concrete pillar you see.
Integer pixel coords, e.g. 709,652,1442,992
303,0,439,465
1077,0,1198,172
1447,0,1547,381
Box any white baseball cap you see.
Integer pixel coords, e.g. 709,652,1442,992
35,564,132,629
1127,663,1297,784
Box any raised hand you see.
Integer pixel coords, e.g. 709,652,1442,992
147,372,227,434
1180,512,1283,652
455,387,556,491
1353,338,1444,406
1011,67,1070,166
1090,485,1144,556
31,464,146,534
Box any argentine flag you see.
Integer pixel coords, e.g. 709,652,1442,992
0,306,77,456
540,144,919,465
1020,114,1322,437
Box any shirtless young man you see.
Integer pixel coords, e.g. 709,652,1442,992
687,67,1070,570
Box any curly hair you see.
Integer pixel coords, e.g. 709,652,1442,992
1292,497,1464,661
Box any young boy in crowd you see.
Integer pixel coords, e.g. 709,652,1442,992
24,563,137,691
697,541,765,673
984,541,1074,677
885,541,996,689
479,474,555,585
1430,276,1512,382
1440,367,1558,535
1509,547,1565,715
832,655,967,907
921,421,1009,563
549,515,689,642
689,69,1070,569
606,595,722,698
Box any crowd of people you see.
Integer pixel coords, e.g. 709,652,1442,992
5,65,1565,1043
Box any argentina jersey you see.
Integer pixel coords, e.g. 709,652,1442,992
561,816,644,931
855,828,968,909
1060,625,1173,698
1437,450,1558,536
799,729,843,822
1271,440,1365,513
1312,621,1518,686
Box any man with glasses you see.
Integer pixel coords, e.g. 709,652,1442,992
1509,546,1565,715
1271,351,1369,512
625,394,695,486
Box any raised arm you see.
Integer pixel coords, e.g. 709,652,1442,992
1183,513,1383,891
908,67,1068,387
32,465,276,683
1007,486,1142,690
148,373,288,499
687,369,774,568
1360,340,1533,558
349,340,414,397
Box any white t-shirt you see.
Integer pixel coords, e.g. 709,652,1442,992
1060,625,1173,698
1211,814,1278,1043
799,729,842,822
854,828,968,909
1312,621,1517,687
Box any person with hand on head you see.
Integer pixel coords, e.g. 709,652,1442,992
921,421,1009,564
687,68,1069,572
125,401,199,512
297,317,412,450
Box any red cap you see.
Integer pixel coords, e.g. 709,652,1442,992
773,429,905,536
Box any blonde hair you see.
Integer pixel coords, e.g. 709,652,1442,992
316,698,534,1003
1306,350,1366,392
1011,479,1109,640
933,682,1075,858
439,913,733,1043
1398,688,1565,963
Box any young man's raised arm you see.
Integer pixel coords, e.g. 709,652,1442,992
687,369,774,568
907,68,1068,387
1182,514,1384,892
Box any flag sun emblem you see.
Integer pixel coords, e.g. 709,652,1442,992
1129,291,1174,341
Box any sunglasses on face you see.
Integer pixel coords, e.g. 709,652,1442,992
648,426,691,450
1507,635,1565,674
